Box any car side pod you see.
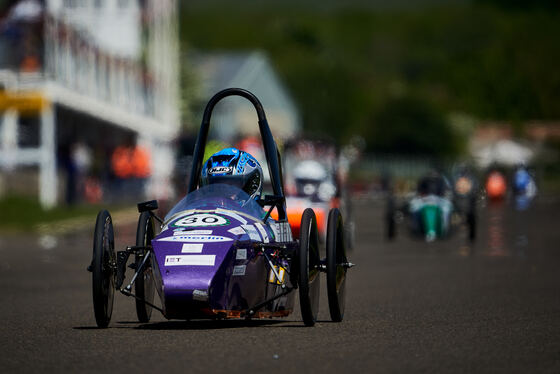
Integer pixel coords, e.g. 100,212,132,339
325,208,354,322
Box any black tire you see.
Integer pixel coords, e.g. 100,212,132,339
135,211,156,323
326,208,348,322
467,211,476,241
298,208,321,326
386,197,396,240
92,210,116,328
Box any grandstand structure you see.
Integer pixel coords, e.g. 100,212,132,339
0,0,179,207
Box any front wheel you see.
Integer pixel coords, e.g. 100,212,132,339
135,211,156,323
326,208,348,322
92,210,116,328
298,208,321,326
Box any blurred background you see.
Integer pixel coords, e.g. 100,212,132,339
1,2,560,371
0,0,559,223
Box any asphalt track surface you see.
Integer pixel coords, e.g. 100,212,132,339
1,197,560,373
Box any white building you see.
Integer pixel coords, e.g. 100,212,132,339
192,51,300,141
0,0,179,207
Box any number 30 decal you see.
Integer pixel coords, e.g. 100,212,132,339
172,213,230,228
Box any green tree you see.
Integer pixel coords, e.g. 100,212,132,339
368,96,461,157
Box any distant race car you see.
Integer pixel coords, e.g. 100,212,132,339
278,139,355,249
87,88,354,328
386,171,476,242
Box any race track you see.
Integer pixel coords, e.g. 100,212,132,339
1,198,560,373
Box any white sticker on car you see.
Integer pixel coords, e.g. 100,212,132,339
233,265,246,276
181,243,203,253
158,235,233,243
165,255,216,266
241,225,261,241
228,226,246,236
236,248,247,260
254,222,270,243
171,213,229,228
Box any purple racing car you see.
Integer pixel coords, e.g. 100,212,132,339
88,88,354,328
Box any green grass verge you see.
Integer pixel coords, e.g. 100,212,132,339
0,195,105,233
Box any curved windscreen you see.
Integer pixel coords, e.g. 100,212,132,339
165,184,265,222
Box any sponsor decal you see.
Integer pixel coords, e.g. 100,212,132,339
164,255,216,266
236,248,247,260
158,235,233,243
228,226,246,236
255,222,270,243
241,224,261,241
173,229,213,236
181,243,203,253
171,213,229,228
268,266,286,284
233,265,246,276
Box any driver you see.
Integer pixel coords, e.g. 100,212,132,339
200,147,264,201
417,171,450,197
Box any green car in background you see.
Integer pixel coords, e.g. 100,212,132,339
386,171,476,242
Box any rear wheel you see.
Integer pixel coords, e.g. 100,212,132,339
135,211,156,323
92,210,116,328
467,211,476,241
298,208,321,326
467,196,476,241
386,196,396,240
326,208,348,322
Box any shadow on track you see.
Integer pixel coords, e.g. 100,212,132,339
136,319,289,330
73,319,337,330
74,319,289,331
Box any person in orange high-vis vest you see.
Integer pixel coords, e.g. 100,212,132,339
111,145,134,179
110,139,151,201
111,144,151,178
131,145,151,178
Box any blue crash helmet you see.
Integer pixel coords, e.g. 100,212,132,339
201,147,264,200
